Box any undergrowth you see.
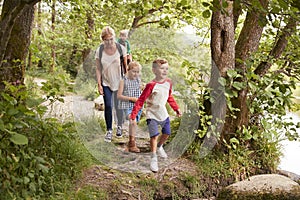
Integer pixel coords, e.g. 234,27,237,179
0,82,94,199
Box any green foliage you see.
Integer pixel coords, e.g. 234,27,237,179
61,186,108,200
181,172,205,196
138,177,159,187
185,44,299,177
247,65,299,141
74,68,98,101
180,58,211,140
26,67,73,98
28,0,210,79
0,84,93,199
42,68,73,96
130,26,185,82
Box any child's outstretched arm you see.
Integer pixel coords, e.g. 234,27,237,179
130,82,154,120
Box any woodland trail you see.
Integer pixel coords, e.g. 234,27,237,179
43,95,194,173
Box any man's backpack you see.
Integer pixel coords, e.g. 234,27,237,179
98,42,126,77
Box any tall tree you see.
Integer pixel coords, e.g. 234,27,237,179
210,0,299,146
0,0,40,90
209,0,235,144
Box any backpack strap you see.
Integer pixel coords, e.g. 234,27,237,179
116,42,127,77
98,44,104,72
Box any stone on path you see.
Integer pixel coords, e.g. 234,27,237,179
217,174,300,200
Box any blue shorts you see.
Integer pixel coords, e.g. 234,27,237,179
146,117,171,138
126,108,142,122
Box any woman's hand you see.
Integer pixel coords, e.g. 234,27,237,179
98,84,103,95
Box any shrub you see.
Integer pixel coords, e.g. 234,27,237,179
0,83,92,199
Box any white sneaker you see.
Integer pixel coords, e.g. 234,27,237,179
150,156,158,172
116,126,122,137
104,130,112,142
157,146,168,158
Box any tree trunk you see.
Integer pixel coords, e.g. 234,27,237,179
82,12,94,76
210,0,235,143
36,2,43,69
0,0,36,90
0,1,26,67
50,0,56,73
224,0,269,136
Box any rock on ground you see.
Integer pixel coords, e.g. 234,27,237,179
217,174,300,200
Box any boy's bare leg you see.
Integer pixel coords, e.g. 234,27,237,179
156,133,169,158
150,135,159,172
157,133,169,147
150,135,159,155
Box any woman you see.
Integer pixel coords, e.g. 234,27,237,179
95,26,127,142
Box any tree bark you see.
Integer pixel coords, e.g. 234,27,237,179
233,0,242,30
254,17,298,77
0,0,36,90
50,0,56,73
210,0,235,142
0,0,40,66
0,1,26,66
82,11,94,77
224,0,269,136
36,2,43,69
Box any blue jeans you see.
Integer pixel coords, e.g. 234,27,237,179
102,86,123,131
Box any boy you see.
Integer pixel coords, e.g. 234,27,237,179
130,59,182,172
117,30,132,64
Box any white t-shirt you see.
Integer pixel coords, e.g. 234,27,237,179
130,79,180,121
95,44,126,91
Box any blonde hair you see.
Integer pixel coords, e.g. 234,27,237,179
101,26,115,40
120,30,128,37
152,58,168,68
128,61,141,71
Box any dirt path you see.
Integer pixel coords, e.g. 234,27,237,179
76,157,217,200
43,95,221,199
44,95,195,172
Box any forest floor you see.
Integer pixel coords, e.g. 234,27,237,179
74,156,224,200
44,94,232,199
73,123,230,200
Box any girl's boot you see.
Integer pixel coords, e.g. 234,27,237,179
128,136,140,153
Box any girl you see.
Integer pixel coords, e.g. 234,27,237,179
117,61,143,152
